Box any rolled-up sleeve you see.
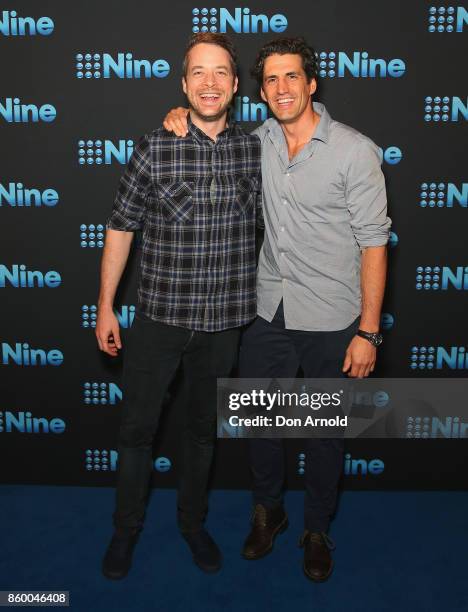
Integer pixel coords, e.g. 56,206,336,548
106,134,151,232
345,138,391,248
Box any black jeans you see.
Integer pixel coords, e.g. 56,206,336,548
239,301,359,533
113,316,239,535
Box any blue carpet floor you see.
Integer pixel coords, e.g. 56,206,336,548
1,487,467,612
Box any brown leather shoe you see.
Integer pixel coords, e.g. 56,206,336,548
299,531,335,582
242,504,288,560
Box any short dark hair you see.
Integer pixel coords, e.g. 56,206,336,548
251,37,318,85
182,33,238,77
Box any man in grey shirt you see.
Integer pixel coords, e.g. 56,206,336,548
240,37,390,583
164,36,391,583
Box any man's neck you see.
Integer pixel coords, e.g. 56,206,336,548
189,111,228,142
279,103,320,148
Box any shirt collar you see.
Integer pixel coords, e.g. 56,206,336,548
310,102,330,144
187,112,237,143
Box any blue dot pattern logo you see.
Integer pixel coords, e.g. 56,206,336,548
192,8,218,33
76,53,102,79
419,183,447,208
317,51,337,78
78,139,104,165
410,346,436,370
424,96,451,121
80,224,105,248
83,382,109,405
85,449,110,471
81,304,98,328
428,6,456,32
406,416,431,438
415,266,441,290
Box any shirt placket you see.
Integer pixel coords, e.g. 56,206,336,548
277,163,293,298
203,138,217,330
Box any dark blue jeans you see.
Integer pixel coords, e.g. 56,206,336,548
113,316,239,534
239,301,359,533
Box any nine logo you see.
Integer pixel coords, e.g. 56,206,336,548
81,305,135,329
0,98,56,123
298,452,385,476
427,6,467,32
75,53,170,79
0,411,65,433
419,182,467,208
80,224,105,248
0,10,54,36
78,140,134,165
83,382,122,405
0,265,61,288
1,343,63,366
378,146,403,165
424,96,468,121
0,182,59,207
410,346,468,370
234,96,268,123
85,449,171,472
317,51,405,78
415,266,468,290
406,416,468,438
191,7,287,34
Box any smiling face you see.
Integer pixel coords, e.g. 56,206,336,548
182,43,238,122
260,53,316,124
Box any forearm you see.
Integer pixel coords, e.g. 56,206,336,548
98,229,134,309
359,246,387,332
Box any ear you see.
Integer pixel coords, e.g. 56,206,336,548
309,78,317,96
233,75,238,95
182,77,187,95
260,87,267,102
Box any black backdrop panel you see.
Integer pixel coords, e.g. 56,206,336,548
1,1,467,489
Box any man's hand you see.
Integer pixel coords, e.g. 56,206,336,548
95,307,122,357
342,335,376,378
162,107,189,137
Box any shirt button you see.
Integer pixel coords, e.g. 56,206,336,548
280,226,285,232
283,200,287,205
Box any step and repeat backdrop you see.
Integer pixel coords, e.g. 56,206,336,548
1,1,467,490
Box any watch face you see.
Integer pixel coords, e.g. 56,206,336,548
374,334,383,346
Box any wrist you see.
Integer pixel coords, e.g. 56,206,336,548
98,301,114,312
356,329,383,347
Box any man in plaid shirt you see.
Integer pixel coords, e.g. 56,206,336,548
95,33,261,579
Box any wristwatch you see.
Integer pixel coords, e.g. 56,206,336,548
357,329,383,347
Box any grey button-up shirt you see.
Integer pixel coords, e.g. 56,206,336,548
254,102,391,331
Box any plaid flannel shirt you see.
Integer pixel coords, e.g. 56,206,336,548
107,119,262,332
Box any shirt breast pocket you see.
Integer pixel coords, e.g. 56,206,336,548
158,180,195,223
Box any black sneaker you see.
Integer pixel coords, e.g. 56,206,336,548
102,530,140,580
182,529,222,573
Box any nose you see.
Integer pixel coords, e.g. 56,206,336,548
203,71,216,87
276,76,288,94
